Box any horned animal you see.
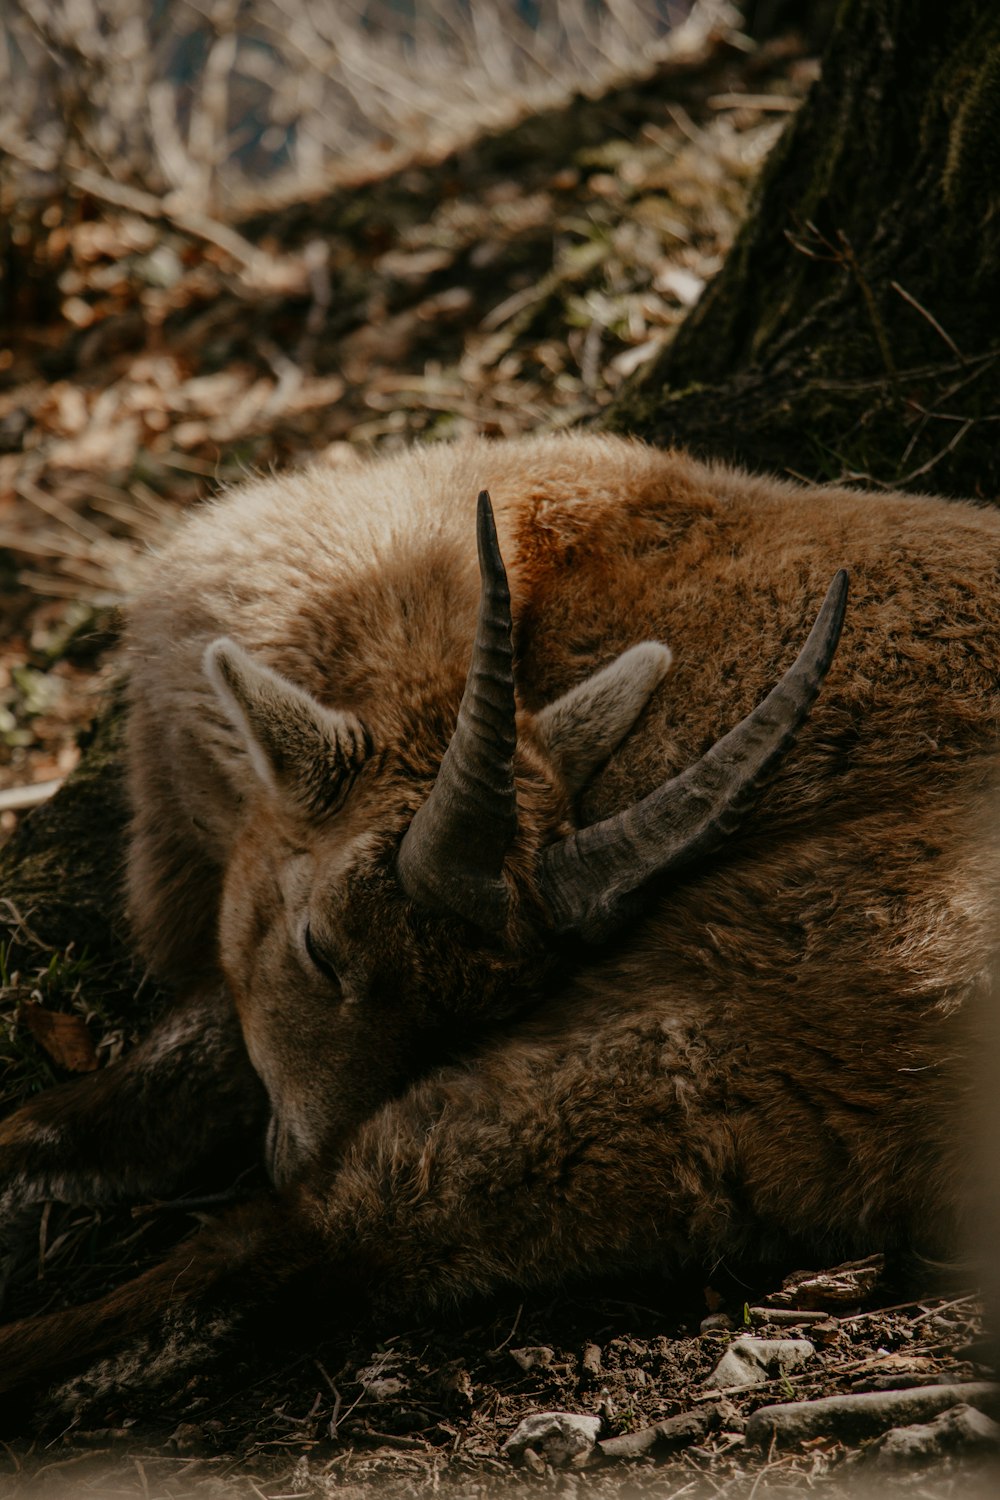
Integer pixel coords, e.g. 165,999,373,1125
0,432,997,1402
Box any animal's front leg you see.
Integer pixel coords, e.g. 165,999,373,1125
0,1007,719,1410
330,1006,720,1307
0,986,267,1303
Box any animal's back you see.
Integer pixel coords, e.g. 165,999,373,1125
125,432,1000,1001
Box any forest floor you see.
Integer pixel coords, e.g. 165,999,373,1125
0,15,797,818
0,12,996,1500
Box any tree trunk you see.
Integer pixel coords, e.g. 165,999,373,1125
0,703,127,958
0,699,164,1029
606,0,1000,499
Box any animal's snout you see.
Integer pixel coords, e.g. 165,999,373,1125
264,1113,313,1189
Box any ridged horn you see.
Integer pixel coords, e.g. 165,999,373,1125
539,570,849,940
397,491,518,931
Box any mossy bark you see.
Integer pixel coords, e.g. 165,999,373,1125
607,0,1000,499
0,698,156,1021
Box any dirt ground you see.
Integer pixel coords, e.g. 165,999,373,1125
2,1259,996,1498
0,11,997,1499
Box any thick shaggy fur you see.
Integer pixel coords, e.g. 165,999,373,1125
1,433,998,1394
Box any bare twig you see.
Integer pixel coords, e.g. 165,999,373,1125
315,1360,343,1439
891,280,965,362
897,418,974,484
67,166,271,276
488,1302,523,1354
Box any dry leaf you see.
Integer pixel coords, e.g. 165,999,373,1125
20,1000,99,1072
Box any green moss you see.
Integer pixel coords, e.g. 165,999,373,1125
943,43,1000,213
604,0,1000,499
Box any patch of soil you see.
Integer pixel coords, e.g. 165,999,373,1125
3,1263,995,1497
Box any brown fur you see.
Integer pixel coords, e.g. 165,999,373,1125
0,433,997,1399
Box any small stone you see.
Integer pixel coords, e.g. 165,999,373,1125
580,1343,602,1383
865,1403,1000,1468
357,1371,407,1402
511,1345,555,1373
716,1399,746,1434
706,1336,815,1390
438,1361,473,1412
701,1312,734,1333
521,1446,546,1476
166,1423,205,1453
810,1318,841,1347
503,1411,602,1468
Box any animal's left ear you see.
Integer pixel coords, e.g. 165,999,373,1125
533,642,672,796
204,638,370,817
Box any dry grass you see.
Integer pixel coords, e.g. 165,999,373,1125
1,0,723,216
1,1,808,804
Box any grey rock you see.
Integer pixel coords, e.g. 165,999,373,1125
510,1345,555,1373
707,1336,815,1390
746,1381,1000,1447
865,1403,1000,1468
503,1411,602,1468
355,1364,407,1402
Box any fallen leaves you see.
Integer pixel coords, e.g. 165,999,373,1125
18,998,98,1072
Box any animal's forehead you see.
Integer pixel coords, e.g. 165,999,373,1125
275,820,389,909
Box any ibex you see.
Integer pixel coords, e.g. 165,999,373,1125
0,432,997,1403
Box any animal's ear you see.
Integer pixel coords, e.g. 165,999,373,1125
204,638,370,817
533,642,672,796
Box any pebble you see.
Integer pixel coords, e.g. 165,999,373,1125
746,1381,1000,1447
510,1345,555,1373
356,1364,407,1402
502,1411,602,1468
700,1312,734,1333
706,1336,815,1390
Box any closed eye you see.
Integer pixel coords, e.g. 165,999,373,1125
304,922,340,986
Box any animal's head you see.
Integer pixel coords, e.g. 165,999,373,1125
205,493,847,1185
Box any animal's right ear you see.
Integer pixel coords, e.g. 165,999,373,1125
533,642,673,796
204,638,370,817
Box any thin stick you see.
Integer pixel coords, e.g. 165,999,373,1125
315,1359,343,1439
898,418,974,484
891,281,965,362
488,1302,523,1355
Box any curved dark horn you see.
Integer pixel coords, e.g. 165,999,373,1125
397,491,517,931
539,570,849,940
